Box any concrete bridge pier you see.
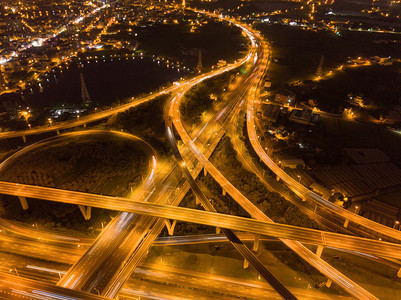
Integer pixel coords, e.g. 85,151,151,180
204,167,207,177
243,259,249,269
18,196,29,210
222,188,226,196
56,130,60,135
252,234,260,252
397,267,401,278
78,205,92,221
276,175,280,182
326,279,332,288
22,136,26,143
316,245,325,258
164,219,177,236
343,219,349,228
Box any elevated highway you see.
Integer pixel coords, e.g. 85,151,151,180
169,14,380,299
0,8,395,300
0,273,110,300
245,61,401,243
2,180,400,261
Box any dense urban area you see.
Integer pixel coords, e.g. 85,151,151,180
0,0,401,299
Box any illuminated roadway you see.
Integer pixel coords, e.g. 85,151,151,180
2,180,400,262
169,12,380,300
244,57,401,243
0,8,395,300
0,78,199,141
0,234,353,300
0,273,110,300
56,10,263,297
97,48,267,297
0,13,398,269
166,126,297,299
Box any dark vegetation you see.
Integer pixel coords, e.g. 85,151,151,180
170,133,321,236
107,94,170,157
258,23,401,86
180,68,238,128
136,18,247,69
0,136,148,196
0,134,149,232
209,136,321,229
300,65,401,114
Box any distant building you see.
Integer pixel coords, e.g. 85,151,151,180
264,77,271,88
346,93,364,107
274,89,295,107
310,183,333,200
262,104,286,123
379,57,393,66
7,19,24,33
343,148,390,164
0,71,5,91
217,60,226,67
359,199,401,228
280,157,305,169
310,148,401,202
383,106,401,124
289,108,320,125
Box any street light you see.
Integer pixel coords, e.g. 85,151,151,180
9,267,19,277
48,118,52,125
297,175,301,183
393,220,399,229
28,123,31,130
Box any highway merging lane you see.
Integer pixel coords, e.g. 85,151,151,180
167,126,297,300
0,8,395,300
246,87,401,242
170,13,379,300
57,14,260,297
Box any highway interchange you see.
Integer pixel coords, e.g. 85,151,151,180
0,7,399,300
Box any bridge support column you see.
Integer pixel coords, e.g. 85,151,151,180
276,175,280,182
164,219,177,236
78,205,92,221
204,167,207,177
22,135,26,143
222,188,226,196
195,196,200,205
301,196,307,202
397,267,401,278
18,196,29,210
326,279,332,288
243,259,249,269
56,130,60,135
216,227,220,234
83,123,86,128
316,245,324,258
253,234,260,251
343,219,349,228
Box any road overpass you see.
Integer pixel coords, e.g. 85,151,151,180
0,8,393,300
0,273,110,300
168,18,379,299
245,66,401,243
56,13,261,297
